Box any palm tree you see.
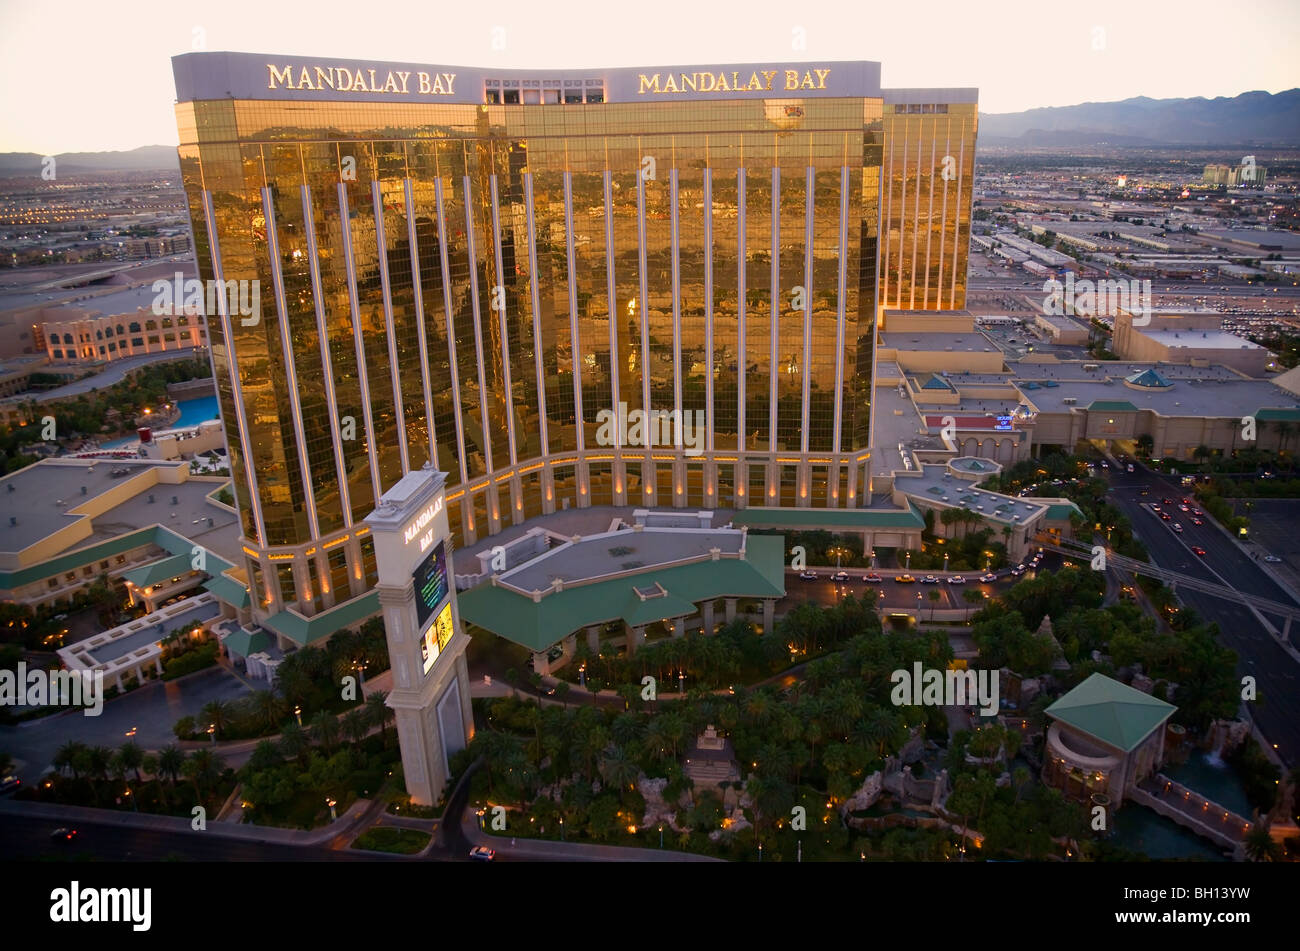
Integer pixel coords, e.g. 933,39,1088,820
310,710,340,753
340,708,369,747
1012,765,1031,804
117,741,144,783
1243,823,1281,862
364,690,392,742
599,748,641,805
200,699,231,739
157,745,185,788
251,690,285,732
277,721,310,765
928,589,941,621
962,587,984,622
182,748,225,805
54,740,87,779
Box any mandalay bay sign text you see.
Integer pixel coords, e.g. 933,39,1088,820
638,68,831,94
268,64,457,95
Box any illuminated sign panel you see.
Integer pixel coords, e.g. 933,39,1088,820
995,415,1014,431
413,540,448,637
420,602,455,675
403,496,444,552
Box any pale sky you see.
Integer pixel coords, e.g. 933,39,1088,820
1,0,1297,154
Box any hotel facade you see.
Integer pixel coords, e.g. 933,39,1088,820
171,52,976,623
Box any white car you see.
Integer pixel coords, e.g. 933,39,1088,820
1172,523,1183,533
469,846,496,861
798,570,818,581
1263,554,1282,563
946,575,966,585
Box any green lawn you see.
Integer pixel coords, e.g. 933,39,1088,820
352,826,430,854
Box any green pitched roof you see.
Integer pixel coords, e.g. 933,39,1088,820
1045,672,1176,753
1086,400,1139,413
222,627,272,658
0,524,237,592
261,590,380,647
121,552,196,588
731,503,925,530
458,534,786,652
1044,500,1085,521
1254,408,1300,422
204,572,250,608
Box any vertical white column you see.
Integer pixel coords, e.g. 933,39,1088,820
373,180,410,473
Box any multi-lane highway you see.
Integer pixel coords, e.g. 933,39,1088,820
1104,463,1300,768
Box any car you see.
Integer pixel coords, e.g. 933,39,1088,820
831,571,851,582
469,846,496,861
1139,489,1149,496
979,573,997,583
894,574,916,583
0,775,19,794
1162,498,1173,505
1120,585,1137,600
1172,523,1183,533
798,570,818,581
920,575,940,584
1191,546,1207,556
1100,461,1109,468
1191,509,1203,517
1010,564,1026,576
1181,497,1192,505
1178,504,1189,512
863,573,882,582
50,828,78,842
1191,518,1204,526
1126,464,1135,473
1160,512,1172,521
1150,504,1161,511
1263,555,1283,564
946,575,966,584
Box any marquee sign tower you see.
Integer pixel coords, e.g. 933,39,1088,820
364,464,473,805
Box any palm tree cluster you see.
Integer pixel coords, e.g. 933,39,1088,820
468,605,955,854
50,738,226,810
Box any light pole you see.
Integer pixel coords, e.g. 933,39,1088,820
869,549,876,569
207,723,216,746
758,841,763,862
294,705,302,726
559,817,565,841
659,825,664,849
326,797,337,821
578,663,586,688
905,552,912,571
943,552,950,573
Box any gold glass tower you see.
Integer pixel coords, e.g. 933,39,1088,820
172,54,976,626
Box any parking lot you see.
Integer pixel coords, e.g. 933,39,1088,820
1230,498,1300,581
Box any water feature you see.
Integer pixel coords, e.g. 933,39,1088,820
1110,803,1230,861
101,396,221,449
1164,749,1253,818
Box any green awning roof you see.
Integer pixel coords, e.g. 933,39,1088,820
261,590,380,647
1045,672,1176,753
222,627,272,658
458,534,787,652
120,553,197,588
204,572,250,608
1254,408,1300,422
731,503,925,530
1044,500,1085,521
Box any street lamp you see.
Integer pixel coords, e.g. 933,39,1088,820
559,817,565,841
207,723,216,745
905,552,912,570
326,797,337,821
294,705,302,726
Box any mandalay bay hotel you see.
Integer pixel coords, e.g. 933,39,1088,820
171,52,976,627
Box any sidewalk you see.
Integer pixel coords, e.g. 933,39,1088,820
0,794,373,847
460,810,722,862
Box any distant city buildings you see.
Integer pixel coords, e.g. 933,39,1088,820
1203,162,1267,188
